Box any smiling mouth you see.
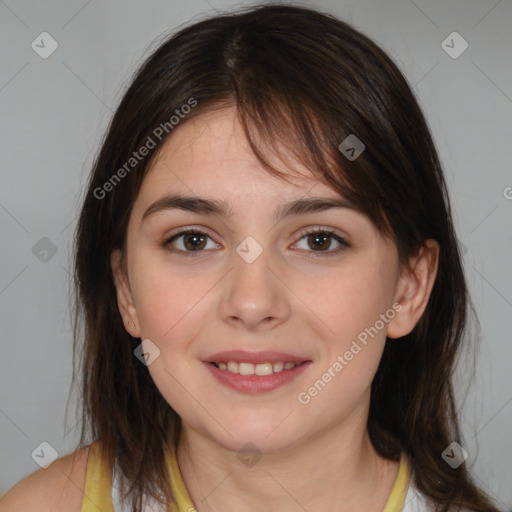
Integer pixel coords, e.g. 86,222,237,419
209,360,308,375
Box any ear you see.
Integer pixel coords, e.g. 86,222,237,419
111,248,141,338
386,239,439,339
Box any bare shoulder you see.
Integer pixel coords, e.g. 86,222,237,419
0,445,90,512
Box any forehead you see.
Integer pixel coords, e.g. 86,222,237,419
137,106,340,205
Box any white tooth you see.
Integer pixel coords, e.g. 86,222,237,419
239,362,255,375
227,361,239,373
255,362,273,376
218,362,227,370
284,362,297,370
273,362,284,372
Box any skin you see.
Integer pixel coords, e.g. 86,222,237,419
111,105,439,512
0,447,88,511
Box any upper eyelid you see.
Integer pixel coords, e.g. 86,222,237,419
164,224,346,237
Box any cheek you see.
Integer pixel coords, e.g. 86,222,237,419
297,263,394,402
130,250,213,340
303,262,393,344
129,256,212,416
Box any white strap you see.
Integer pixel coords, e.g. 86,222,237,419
112,463,166,512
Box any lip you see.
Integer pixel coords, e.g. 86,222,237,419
203,358,312,394
204,350,311,365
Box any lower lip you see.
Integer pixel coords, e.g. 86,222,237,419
203,361,312,393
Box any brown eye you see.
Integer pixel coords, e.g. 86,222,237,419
181,232,207,251
306,232,332,251
163,229,219,255
294,228,349,258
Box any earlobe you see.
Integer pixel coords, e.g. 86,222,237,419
386,239,439,339
111,249,141,338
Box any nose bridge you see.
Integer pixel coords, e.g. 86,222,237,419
220,234,289,329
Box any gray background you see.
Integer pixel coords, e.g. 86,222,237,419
1,0,511,508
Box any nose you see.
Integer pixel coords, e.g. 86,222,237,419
219,242,291,331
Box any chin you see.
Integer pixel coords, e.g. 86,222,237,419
207,420,304,455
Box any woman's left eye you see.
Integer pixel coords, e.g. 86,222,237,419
294,228,349,258
162,227,349,258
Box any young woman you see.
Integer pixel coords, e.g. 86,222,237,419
2,4,500,512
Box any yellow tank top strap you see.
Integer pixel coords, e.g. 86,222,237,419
79,439,409,512
162,446,410,512
164,444,197,512
383,452,412,512
81,439,114,512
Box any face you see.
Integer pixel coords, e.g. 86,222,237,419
111,106,431,454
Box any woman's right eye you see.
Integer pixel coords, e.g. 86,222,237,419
163,229,220,256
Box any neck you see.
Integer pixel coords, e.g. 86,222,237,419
175,405,400,512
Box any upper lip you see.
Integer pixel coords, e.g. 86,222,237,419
204,350,311,365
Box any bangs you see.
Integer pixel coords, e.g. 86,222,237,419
173,88,395,245
237,90,394,241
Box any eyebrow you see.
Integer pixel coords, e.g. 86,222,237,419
141,194,356,223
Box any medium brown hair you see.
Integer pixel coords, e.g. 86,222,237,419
71,4,499,511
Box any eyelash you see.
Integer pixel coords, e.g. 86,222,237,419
161,226,349,259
